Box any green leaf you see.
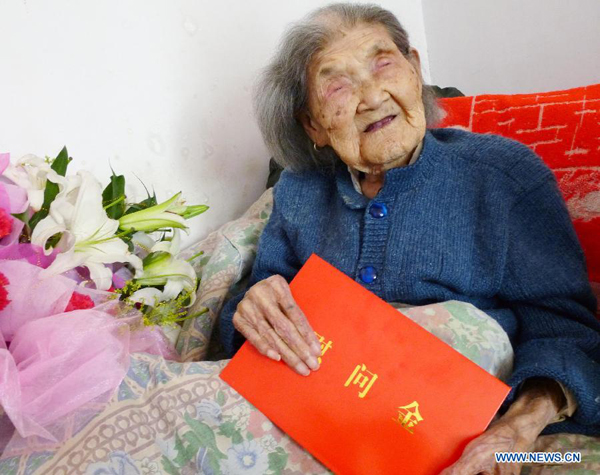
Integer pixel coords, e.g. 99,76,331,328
184,414,219,451
182,431,202,459
268,448,288,475
11,211,29,225
247,432,254,441
29,146,72,231
207,449,224,474
173,432,194,467
231,430,243,445
102,173,126,219
217,421,237,438
174,433,185,453
51,146,71,176
216,421,244,447
216,390,226,406
160,456,180,475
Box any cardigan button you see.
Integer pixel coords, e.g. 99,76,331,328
369,202,388,218
359,266,377,284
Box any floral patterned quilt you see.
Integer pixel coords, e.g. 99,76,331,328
1,189,598,474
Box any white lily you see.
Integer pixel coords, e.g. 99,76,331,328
129,287,164,306
130,231,156,258
151,227,183,254
31,171,142,290
2,154,66,211
130,229,197,306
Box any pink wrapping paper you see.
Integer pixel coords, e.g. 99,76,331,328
0,309,130,440
0,261,75,341
0,258,180,449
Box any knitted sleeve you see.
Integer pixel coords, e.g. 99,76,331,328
499,174,600,435
219,191,302,357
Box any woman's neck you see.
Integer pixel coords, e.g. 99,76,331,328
360,173,385,199
359,140,423,199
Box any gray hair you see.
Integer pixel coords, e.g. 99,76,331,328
254,3,444,172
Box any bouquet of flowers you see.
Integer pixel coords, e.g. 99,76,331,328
0,147,208,446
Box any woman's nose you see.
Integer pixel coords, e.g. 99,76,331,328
357,83,389,113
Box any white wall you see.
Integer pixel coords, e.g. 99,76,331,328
0,0,429,242
422,0,600,96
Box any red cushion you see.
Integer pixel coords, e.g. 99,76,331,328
439,85,600,295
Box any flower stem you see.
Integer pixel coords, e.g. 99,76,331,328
186,250,205,262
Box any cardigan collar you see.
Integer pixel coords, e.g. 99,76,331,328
335,130,439,209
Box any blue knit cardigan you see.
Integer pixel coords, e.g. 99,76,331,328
220,128,600,435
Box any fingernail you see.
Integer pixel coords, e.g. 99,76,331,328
267,350,281,361
306,356,320,371
311,342,322,356
295,363,310,376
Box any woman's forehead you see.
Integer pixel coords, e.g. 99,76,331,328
310,24,399,76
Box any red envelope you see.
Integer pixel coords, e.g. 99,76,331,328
220,254,510,475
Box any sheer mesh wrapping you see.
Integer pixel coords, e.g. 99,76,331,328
0,259,178,450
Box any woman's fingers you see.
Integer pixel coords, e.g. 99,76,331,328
234,304,314,376
254,276,321,371
258,298,320,372
264,325,313,376
232,310,280,361
266,275,321,357
278,288,322,357
233,275,321,375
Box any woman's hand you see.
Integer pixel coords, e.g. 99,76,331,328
440,379,566,475
439,413,538,475
232,275,322,376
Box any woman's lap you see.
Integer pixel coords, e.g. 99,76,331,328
4,302,596,474
397,300,514,381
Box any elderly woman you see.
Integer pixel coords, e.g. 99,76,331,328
220,3,600,473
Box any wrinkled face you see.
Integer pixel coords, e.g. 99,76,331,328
301,23,426,174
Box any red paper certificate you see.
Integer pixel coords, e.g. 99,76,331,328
220,254,510,475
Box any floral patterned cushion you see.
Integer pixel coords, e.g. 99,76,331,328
176,188,274,362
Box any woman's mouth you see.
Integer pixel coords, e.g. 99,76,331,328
364,115,396,133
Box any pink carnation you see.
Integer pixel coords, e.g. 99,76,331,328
0,207,13,239
0,272,9,311
0,153,28,248
65,292,95,312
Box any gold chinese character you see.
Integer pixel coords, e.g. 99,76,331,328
344,364,378,398
392,401,423,434
315,332,333,364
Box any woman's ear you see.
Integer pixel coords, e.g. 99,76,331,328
407,48,423,79
299,111,329,147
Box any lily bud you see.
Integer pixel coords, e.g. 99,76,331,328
118,193,208,233
135,250,197,304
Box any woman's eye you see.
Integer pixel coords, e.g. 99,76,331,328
328,85,345,96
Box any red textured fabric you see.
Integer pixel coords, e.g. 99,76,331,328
65,292,95,312
439,85,600,288
0,272,9,312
